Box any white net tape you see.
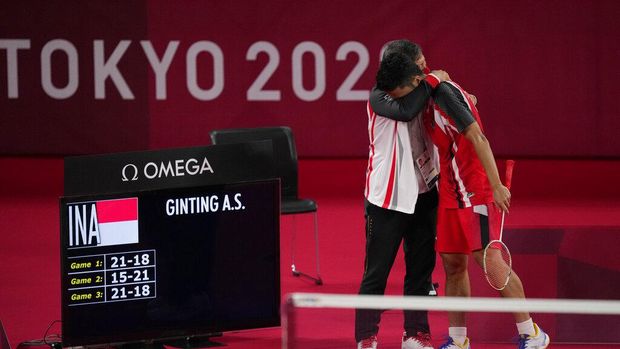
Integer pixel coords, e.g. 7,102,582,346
286,293,620,315
283,293,620,348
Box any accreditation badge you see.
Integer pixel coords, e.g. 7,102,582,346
415,149,439,190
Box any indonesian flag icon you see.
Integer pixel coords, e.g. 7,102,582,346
96,198,139,246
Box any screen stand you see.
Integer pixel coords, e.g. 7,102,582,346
119,341,165,349
118,334,225,349
163,334,225,348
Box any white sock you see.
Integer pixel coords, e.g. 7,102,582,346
448,327,467,345
516,318,536,336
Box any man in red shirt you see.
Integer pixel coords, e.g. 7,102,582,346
374,44,550,349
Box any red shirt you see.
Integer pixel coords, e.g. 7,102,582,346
423,81,493,208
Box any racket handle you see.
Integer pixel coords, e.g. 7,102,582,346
505,160,515,190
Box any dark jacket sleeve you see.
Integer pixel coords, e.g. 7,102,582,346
368,82,433,122
433,82,476,132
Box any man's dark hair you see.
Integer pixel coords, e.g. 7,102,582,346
382,39,422,61
376,52,423,92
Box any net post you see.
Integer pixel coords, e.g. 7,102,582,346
282,295,297,349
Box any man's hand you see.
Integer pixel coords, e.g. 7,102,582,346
431,70,450,82
492,184,511,213
468,93,478,105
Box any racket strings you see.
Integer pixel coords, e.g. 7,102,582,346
483,240,512,290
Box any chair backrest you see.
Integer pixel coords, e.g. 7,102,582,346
0,320,11,349
209,126,299,200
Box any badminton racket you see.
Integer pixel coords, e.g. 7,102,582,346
483,159,515,291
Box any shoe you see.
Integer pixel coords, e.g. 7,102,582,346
518,323,550,349
402,331,433,349
438,336,470,349
357,335,378,349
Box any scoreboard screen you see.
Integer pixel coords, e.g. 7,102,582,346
60,179,280,347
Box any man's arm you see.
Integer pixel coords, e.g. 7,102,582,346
462,122,511,212
368,84,431,121
368,72,443,121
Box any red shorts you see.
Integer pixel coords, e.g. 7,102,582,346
436,203,502,254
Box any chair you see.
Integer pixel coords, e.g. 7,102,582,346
209,126,323,285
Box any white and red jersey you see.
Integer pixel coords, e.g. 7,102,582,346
364,74,440,214
364,99,439,214
423,81,493,208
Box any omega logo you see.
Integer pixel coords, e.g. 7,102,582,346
121,164,139,181
121,157,214,182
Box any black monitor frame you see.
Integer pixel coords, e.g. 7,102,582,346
59,179,280,347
